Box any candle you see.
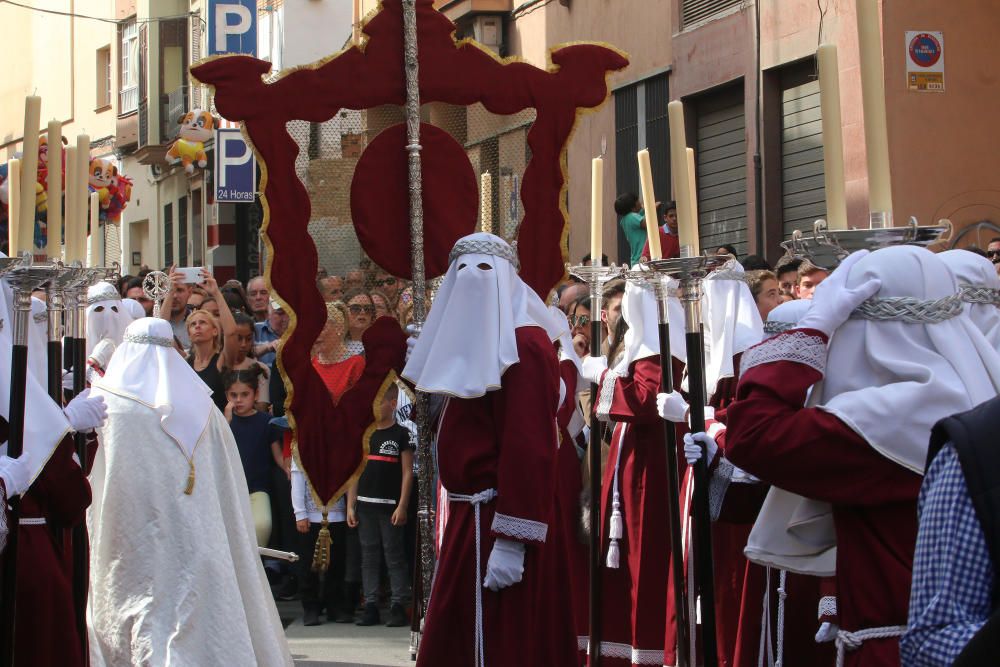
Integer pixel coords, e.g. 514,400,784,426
6,159,21,255
668,101,696,254
19,96,41,256
856,0,893,220
590,157,603,266
70,135,90,263
45,120,62,260
89,192,100,267
636,149,661,261
685,148,701,256
64,146,76,262
480,172,493,235
818,44,849,230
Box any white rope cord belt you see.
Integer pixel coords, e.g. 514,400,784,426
960,284,1000,306
19,517,46,525
850,294,963,323
449,488,498,667
834,625,906,667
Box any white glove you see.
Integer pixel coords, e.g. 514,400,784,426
62,368,74,391
0,456,31,497
815,622,839,643
482,538,526,592
580,355,608,384
404,324,419,363
63,388,108,433
797,250,882,337
88,338,116,374
656,391,689,423
683,431,719,467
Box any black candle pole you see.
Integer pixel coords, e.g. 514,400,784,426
70,276,90,657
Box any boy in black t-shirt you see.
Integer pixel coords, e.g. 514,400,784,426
347,383,414,627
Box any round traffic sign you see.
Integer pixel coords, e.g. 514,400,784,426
909,33,941,68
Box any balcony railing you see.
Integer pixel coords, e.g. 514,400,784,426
161,86,189,144
120,85,138,115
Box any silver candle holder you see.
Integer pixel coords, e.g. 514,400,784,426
781,218,952,270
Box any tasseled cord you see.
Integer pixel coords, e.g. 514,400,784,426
311,511,332,573
606,450,623,569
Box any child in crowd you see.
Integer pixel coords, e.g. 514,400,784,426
291,460,353,626
223,367,283,547
229,311,271,413
347,383,414,628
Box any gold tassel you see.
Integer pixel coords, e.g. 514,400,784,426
311,514,332,573
184,460,195,495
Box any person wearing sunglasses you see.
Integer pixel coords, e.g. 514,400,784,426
344,290,376,358
568,295,592,358
373,268,402,305
987,238,1000,276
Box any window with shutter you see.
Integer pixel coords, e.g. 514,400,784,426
682,0,743,28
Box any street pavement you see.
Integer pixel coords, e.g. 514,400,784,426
278,601,415,667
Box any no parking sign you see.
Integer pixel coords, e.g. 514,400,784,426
906,31,945,92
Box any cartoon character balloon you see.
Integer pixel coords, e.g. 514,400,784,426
166,110,217,174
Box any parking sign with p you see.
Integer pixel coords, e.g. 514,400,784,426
208,0,257,57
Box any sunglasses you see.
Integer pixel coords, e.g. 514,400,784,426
374,277,397,287
988,249,1000,259
570,314,591,327
349,304,376,315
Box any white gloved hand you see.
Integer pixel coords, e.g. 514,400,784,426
0,456,31,497
656,391,689,423
815,622,839,643
63,388,108,433
580,355,608,385
797,250,882,337
62,368,74,391
482,538,526,592
683,431,719,467
404,324,419,363
88,338,116,374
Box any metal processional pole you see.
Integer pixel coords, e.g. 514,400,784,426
401,0,435,659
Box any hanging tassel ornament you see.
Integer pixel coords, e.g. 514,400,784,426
311,514,332,573
184,460,196,495
606,537,620,569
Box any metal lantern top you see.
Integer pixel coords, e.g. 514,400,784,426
142,271,171,318
780,218,952,270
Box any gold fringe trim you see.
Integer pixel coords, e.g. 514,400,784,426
184,459,196,495
311,513,332,573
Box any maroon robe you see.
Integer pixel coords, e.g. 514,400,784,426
417,326,577,666
554,358,589,658
8,434,92,667
640,230,681,262
589,355,684,667
724,330,922,667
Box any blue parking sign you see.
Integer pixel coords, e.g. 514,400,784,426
215,128,256,202
208,0,257,57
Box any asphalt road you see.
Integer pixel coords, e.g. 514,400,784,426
278,601,415,667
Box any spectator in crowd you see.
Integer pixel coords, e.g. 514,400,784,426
569,294,592,358
639,200,681,261
615,192,646,265
660,200,678,235
313,303,365,385
344,290,375,358
716,243,738,258
247,276,270,322
221,290,250,316
198,297,222,319
347,383,414,628
223,367,283,548
186,288,207,311
795,259,829,300
181,269,239,412
345,269,365,292
316,267,329,280
601,279,626,346
319,276,345,303
558,282,589,314
123,276,154,316
292,457,351,626
255,300,288,367
160,266,193,348
396,288,414,326
370,291,393,320
229,311,271,413
741,254,771,271
988,237,1000,276
745,269,783,321
581,252,610,267
372,269,401,309
774,256,803,300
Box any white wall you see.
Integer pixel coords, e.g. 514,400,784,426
281,0,354,68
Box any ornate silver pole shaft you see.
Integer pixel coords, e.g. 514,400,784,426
401,0,435,657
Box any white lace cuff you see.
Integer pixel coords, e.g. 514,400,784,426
492,512,548,543
818,595,838,619
740,330,827,377
708,457,734,521
595,369,621,423
0,484,7,555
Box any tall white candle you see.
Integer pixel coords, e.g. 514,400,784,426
686,148,701,256
637,149,661,261
45,121,63,260
818,44,849,230
7,159,21,255
64,146,77,262
70,135,90,263
856,0,893,220
590,157,603,265
19,96,41,255
480,172,493,235
89,192,100,267
668,101,697,254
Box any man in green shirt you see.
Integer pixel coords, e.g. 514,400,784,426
615,192,647,265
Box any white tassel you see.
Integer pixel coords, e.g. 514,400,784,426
609,504,623,540
606,538,620,569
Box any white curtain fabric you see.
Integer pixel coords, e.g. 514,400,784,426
403,233,563,398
